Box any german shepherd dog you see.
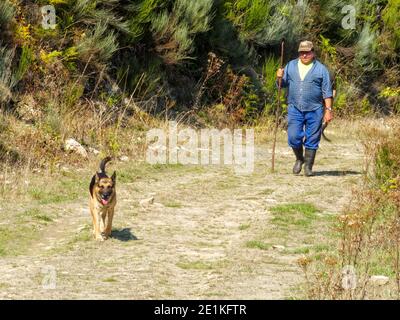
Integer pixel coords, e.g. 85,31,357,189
89,157,116,241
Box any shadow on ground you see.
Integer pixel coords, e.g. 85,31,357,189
111,228,138,241
314,170,362,177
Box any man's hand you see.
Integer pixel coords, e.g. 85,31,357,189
276,68,284,78
324,109,333,124
323,97,333,124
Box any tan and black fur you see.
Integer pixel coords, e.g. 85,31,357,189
89,157,116,241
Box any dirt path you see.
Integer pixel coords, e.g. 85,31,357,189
0,126,364,299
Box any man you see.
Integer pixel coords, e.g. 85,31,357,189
276,40,333,176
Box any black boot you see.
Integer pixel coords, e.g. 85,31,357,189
292,146,304,174
304,149,317,177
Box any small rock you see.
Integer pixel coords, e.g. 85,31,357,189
272,245,286,250
119,155,129,162
64,138,88,158
140,197,154,207
370,275,389,286
88,147,100,155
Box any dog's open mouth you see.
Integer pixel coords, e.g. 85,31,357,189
101,195,110,205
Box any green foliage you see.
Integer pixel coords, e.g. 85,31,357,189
0,46,15,104
62,46,79,71
374,132,400,189
242,81,260,119
63,82,85,109
382,0,400,49
150,0,214,64
125,0,166,41
77,22,118,65
0,0,399,122
354,23,381,72
70,0,129,33
225,0,272,41
14,46,34,83
271,202,319,229
262,55,279,95
319,35,337,64
246,240,270,250
224,0,310,46
379,87,400,99
0,0,15,27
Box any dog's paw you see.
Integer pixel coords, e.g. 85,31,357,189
101,232,108,240
95,234,105,241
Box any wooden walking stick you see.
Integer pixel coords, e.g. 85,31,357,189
271,38,285,173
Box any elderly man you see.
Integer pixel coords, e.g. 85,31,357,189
276,40,333,176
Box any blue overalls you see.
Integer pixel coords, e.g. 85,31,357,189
280,59,333,150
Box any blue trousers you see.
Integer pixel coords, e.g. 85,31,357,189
287,105,323,150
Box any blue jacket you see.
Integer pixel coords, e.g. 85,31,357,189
279,58,333,111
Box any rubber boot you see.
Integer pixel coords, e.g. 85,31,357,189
304,148,317,177
292,146,304,174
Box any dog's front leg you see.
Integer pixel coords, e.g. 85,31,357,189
93,210,105,241
105,208,114,239
99,211,108,240
90,204,101,240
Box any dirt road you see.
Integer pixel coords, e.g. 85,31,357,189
0,123,363,299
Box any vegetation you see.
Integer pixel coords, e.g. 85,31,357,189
0,0,399,300
300,119,400,299
0,0,398,166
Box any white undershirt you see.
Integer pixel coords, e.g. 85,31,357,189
298,60,314,81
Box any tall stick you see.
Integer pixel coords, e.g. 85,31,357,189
271,38,285,173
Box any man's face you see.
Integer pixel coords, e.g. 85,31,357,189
299,50,314,65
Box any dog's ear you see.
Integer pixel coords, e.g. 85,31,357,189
95,172,101,184
89,174,96,197
111,171,116,184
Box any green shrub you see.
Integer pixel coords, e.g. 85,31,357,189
14,46,33,83
77,22,118,65
382,0,400,49
0,46,15,104
0,0,14,27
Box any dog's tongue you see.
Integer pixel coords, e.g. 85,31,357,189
101,199,109,205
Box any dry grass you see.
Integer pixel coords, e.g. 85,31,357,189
300,117,400,300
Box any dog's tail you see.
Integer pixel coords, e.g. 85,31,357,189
99,156,112,174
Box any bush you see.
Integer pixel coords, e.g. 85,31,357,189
0,45,16,104
301,119,400,299
0,0,14,27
